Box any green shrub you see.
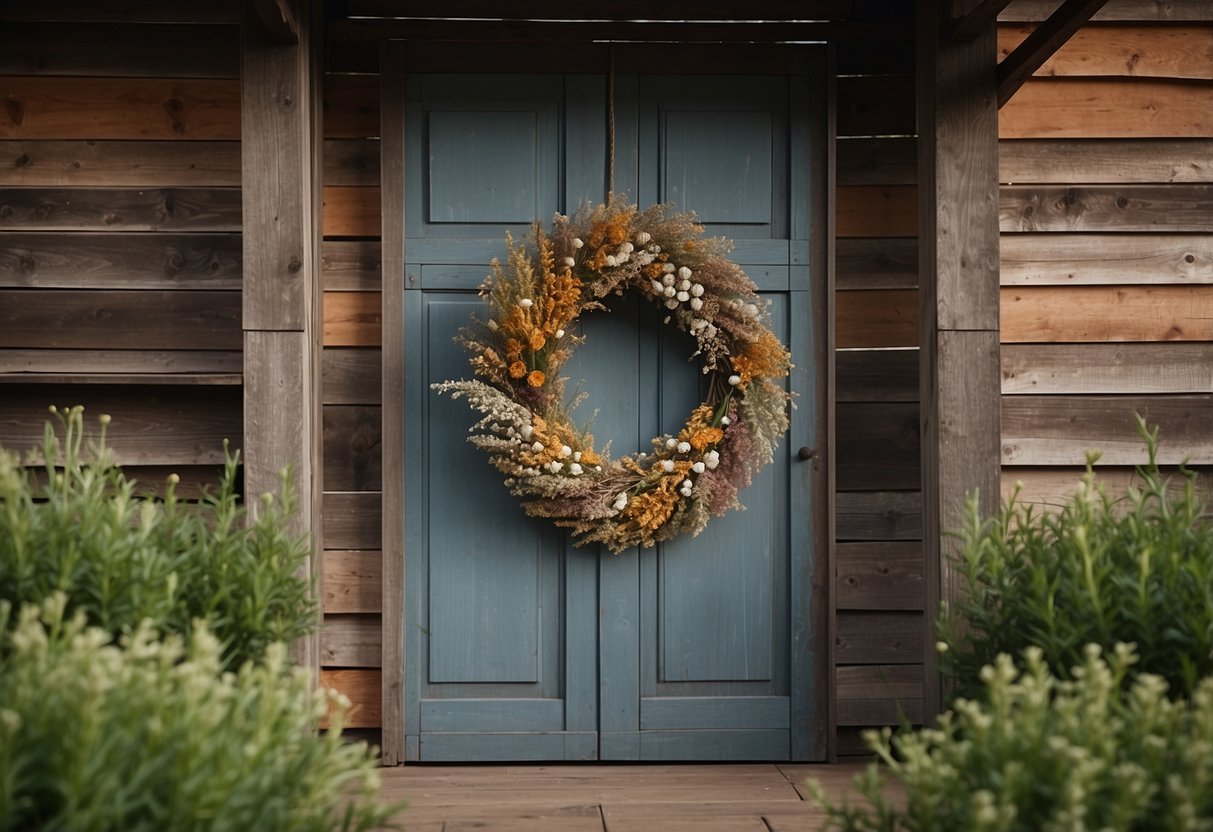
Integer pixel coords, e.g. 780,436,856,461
0,406,316,670
810,644,1213,831
0,596,399,832
937,417,1213,699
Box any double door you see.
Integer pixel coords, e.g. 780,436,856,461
401,49,826,761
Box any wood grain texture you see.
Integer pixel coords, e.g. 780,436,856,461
1002,285,1213,342
836,402,920,492
835,75,915,137
323,491,383,549
1000,184,1213,233
1000,79,1213,139
0,0,240,23
0,289,240,349
1002,343,1213,394
0,385,241,466
323,551,383,614
835,611,923,665
999,24,1213,81
835,238,918,290
0,232,240,289
1,140,241,187
0,349,241,376
1002,465,1210,508
1002,395,1213,465
323,74,380,139
243,334,316,506
0,77,240,140
1000,233,1213,285
324,138,380,186
0,188,241,232
1000,0,1213,21
836,290,918,349
836,542,925,611
320,614,382,667
322,240,382,290
323,348,382,403
836,137,917,186
324,292,382,346
836,348,919,402
836,185,917,237
836,665,924,726
323,405,383,491
835,491,923,541
323,186,381,237
0,22,239,78
1000,139,1213,184
318,669,381,728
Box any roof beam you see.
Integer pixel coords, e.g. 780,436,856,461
329,17,853,42
249,0,299,43
951,0,1014,40
997,0,1108,107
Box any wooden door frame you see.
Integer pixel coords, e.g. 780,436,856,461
377,38,834,765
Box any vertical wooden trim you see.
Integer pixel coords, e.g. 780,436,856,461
308,0,326,671
241,0,320,671
917,0,1002,717
822,46,839,764
379,40,407,766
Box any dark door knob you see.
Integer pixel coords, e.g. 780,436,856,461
798,447,817,461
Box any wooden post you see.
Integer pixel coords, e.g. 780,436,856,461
241,0,323,671
917,0,1002,716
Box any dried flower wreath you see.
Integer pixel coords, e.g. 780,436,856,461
432,200,792,554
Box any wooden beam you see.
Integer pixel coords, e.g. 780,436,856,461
250,0,298,43
951,0,1014,40
996,0,1109,108
343,0,850,20
329,17,840,43
917,0,1002,716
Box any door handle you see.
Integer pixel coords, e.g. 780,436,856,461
797,447,817,461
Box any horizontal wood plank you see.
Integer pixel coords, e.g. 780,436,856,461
324,139,380,187
1001,465,1210,508
324,292,382,346
836,402,920,492
323,74,380,139
1002,394,1213,465
0,372,240,386
836,290,918,349
1,140,241,187
323,240,382,291
0,232,241,289
1000,1,1213,22
1000,139,1213,184
0,188,241,232
0,1,240,23
323,348,382,404
836,186,917,238
835,611,923,665
1002,343,1213,394
0,22,239,78
323,185,380,237
998,24,1213,81
0,348,241,376
1000,184,1213,233
836,348,918,402
836,75,915,138
0,385,241,466
0,77,240,140
999,233,1213,285
323,491,383,549
319,668,381,729
0,289,241,349
836,137,917,186
1002,285,1213,342
1000,79,1213,139
836,542,925,611
320,614,382,667
835,491,923,542
836,665,924,726
323,405,383,491
835,238,917,290
323,551,383,614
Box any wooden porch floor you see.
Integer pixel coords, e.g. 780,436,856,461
377,762,883,831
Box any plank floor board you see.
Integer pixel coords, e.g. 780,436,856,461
375,763,885,831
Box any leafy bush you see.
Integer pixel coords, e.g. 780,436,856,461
0,406,316,670
0,596,399,832
937,417,1213,699
810,644,1213,831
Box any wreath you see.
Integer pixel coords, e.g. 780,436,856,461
432,200,792,554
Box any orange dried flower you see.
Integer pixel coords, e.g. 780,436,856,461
508,360,527,379
529,332,546,351
527,370,546,387
690,427,724,452
505,338,523,360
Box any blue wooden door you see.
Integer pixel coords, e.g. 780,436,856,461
402,52,823,762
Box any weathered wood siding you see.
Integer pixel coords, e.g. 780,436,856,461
997,7,1213,510
0,2,242,495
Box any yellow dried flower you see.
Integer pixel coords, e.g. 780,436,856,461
527,370,546,388
529,332,546,351
508,361,527,379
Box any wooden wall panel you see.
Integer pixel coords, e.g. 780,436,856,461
0,1,240,24
1002,285,1213,343
1000,79,1213,139
323,291,382,346
1003,343,1213,394
0,77,241,140
837,290,918,349
835,75,915,137
999,139,1213,184
322,240,382,290
1,140,241,187
836,665,924,726
318,669,382,729
1000,1,1213,22
322,186,381,237
0,22,240,78
322,74,379,138
836,402,920,491
835,348,918,402
322,348,382,403
0,349,241,377
0,188,242,232
835,492,923,542
320,614,382,666
836,542,925,611
323,492,383,550
836,185,917,237
324,551,383,614
835,612,923,665
324,139,380,187
322,405,383,491
1000,233,1213,285
1000,184,1213,233
997,25,1213,80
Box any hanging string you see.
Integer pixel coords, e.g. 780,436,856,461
607,45,616,197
